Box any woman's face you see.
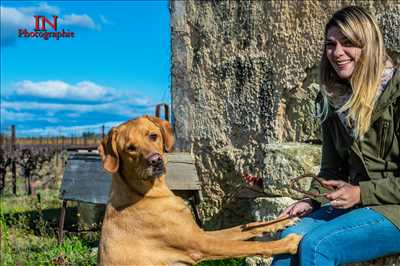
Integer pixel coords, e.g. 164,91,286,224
325,26,362,80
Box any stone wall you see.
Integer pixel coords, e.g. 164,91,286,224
170,1,400,264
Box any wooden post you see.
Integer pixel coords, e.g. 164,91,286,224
24,167,29,194
28,175,32,195
101,125,105,140
11,125,17,195
0,168,5,195
56,136,59,166
11,126,16,149
25,169,32,196
8,130,12,154
0,133,5,195
12,160,16,195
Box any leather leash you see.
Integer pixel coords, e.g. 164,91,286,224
240,173,336,230
288,173,335,198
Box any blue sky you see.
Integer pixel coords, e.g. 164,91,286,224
0,1,170,136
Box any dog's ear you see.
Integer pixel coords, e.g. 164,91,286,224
146,116,175,152
98,127,120,174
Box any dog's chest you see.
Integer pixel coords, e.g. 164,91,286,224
104,196,193,233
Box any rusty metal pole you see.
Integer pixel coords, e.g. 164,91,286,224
58,200,67,244
155,103,170,121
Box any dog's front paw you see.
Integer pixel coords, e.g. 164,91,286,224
243,217,300,235
283,233,302,255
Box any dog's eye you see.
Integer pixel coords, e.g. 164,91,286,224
127,144,136,152
149,133,158,141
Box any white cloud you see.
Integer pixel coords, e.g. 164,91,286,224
16,120,124,136
1,98,165,136
12,80,111,100
45,117,60,124
0,107,59,125
4,99,154,116
61,14,99,30
1,108,35,122
2,78,161,136
65,113,81,118
5,101,90,112
0,6,33,46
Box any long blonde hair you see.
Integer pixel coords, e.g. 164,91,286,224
319,6,387,139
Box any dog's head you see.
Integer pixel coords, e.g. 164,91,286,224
98,116,174,181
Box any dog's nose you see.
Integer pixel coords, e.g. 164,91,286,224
147,153,163,166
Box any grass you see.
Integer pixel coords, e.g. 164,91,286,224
0,188,98,266
0,180,245,265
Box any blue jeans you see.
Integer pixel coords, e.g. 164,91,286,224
271,206,400,266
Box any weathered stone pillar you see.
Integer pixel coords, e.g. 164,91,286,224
170,1,400,264
170,0,400,222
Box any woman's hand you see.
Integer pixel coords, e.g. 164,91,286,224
278,198,314,218
322,180,361,209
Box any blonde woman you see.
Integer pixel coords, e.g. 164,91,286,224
272,6,400,266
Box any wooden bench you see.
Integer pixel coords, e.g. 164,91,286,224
58,147,202,243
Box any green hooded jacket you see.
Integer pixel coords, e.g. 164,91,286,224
309,68,400,229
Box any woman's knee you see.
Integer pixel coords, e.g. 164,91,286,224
300,233,322,252
299,233,336,263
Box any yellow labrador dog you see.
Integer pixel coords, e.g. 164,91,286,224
98,116,301,266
